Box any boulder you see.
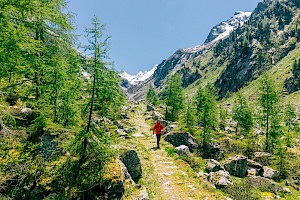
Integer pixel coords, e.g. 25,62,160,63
247,159,263,169
164,132,199,152
253,152,272,166
205,159,224,173
197,172,209,180
175,145,190,156
224,156,248,178
208,170,233,189
116,129,129,138
206,142,224,160
120,150,142,182
259,166,279,180
118,160,134,184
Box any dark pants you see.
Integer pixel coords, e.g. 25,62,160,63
156,134,161,148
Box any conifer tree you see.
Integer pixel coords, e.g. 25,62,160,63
195,85,217,153
232,93,253,135
80,16,110,164
259,75,281,153
219,106,228,131
284,102,299,132
163,73,184,121
146,85,159,106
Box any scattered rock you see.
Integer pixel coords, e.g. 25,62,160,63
206,142,224,160
224,156,248,178
259,166,279,180
113,121,124,129
116,129,129,138
247,159,263,169
123,127,136,133
253,152,272,166
205,159,224,173
247,168,257,176
175,145,190,156
197,172,209,180
164,131,199,152
283,187,291,194
152,111,163,120
120,150,142,182
208,170,233,189
163,124,178,134
145,116,152,120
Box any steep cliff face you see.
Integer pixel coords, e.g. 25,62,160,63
147,11,253,92
215,0,300,97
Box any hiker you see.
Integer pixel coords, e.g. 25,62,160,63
153,120,164,148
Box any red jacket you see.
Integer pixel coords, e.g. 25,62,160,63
153,122,164,135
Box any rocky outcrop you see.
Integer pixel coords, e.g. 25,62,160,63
118,160,135,184
253,152,273,166
224,156,248,178
175,145,191,156
164,132,199,152
205,159,224,173
208,170,233,189
258,166,279,180
120,150,142,182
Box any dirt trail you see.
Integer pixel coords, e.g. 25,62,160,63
131,105,223,200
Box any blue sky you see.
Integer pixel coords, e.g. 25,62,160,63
68,0,262,75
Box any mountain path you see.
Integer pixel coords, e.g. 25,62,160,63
131,104,224,200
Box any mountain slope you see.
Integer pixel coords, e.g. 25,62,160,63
126,0,300,101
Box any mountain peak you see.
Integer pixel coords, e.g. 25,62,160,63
204,11,252,45
120,65,158,85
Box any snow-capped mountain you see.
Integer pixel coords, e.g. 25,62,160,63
120,65,158,85
204,11,252,44
183,11,252,53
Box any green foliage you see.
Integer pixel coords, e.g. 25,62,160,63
195,85,217,152
146,85,159,106
222,181,263,200
284,102,299,132
232,93,253,135
259,74,282,152
163,73,184,121
275,142,289,180
219,106,228,131
180,100,197,134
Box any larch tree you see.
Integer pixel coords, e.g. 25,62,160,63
259,74,282,153
195,85,217,153
164,73,184,121
80,16,110,164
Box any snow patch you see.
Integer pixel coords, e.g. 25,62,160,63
120,65,158,85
